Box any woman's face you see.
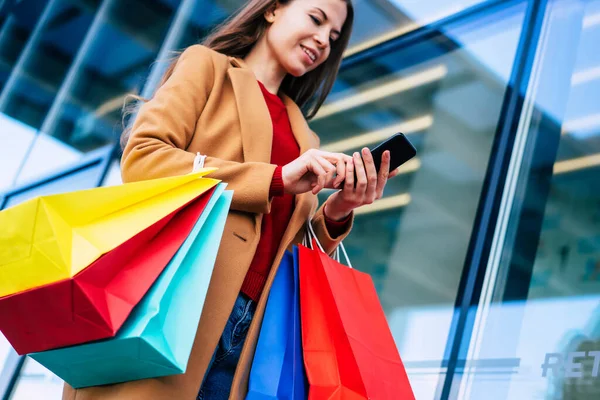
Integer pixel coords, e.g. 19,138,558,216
265,0,347,77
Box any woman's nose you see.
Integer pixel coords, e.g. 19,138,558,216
314,32,328,48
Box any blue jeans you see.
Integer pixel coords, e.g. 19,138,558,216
198,292,256,400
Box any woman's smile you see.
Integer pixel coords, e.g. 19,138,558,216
300,44,318,64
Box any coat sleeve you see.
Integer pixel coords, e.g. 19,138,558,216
311,201,354,255
120,45,278,215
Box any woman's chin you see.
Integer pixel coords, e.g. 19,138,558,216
284,67,304,78
284,60,312,78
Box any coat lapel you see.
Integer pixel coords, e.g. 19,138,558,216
228,56,318,161
227,66,272,163
227,57,318,242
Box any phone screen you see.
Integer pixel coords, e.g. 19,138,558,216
339,133,417,186
370,133,417,174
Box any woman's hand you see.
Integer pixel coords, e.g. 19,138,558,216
282,149,353,195
324,148,400,220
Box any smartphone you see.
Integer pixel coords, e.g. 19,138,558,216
369,132,417,174
338,132,416,186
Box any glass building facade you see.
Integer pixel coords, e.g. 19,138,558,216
0,0,599,398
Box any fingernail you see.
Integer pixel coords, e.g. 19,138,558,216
354,152,359,158
362,148,369,155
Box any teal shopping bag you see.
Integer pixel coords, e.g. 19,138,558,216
246,247,307,399
30,184,232,389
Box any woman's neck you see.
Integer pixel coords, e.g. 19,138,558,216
243,40,287,95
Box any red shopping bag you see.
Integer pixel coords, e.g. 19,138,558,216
299,243,415,400
0,187,216,355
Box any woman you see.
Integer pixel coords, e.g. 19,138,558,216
63,0,398,398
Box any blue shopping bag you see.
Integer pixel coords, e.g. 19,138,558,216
30,184,232,388
246,246,307,399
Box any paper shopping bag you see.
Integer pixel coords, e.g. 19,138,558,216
0,169,218,297
0,186,217,355
299,244,415,400
30,185,232,388
247,247,307,399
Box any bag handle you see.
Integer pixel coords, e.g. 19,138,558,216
192,152,207,172
304,218,353,269
333,242,353,269
304,218,324,252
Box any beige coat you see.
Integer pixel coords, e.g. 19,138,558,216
62,45,353,399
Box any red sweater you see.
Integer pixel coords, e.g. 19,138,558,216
240,82,349,301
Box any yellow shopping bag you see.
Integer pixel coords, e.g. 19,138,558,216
0,169,219,297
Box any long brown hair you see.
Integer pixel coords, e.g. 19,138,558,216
121,0,354,149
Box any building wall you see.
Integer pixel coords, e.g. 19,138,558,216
1,0,599,398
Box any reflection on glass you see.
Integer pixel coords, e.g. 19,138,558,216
4,153,108,208
0,0,57,191
14,0,180,183
0,0,181,187
0,0,94,130
460,1,600,399
346,0,493,55
311,3,525,398
140,0,244,97
0,0,101,189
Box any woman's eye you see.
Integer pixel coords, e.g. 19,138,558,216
310,15,321,25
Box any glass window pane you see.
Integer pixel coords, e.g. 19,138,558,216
0,0,97,132
348,0,495,52
310,2,526,398
133,0,222,97
0,334,11,373
101,158,122,187
0,0,55,192
12,0,180,185
164,0,501,64
9,358,63,400
171,0,233,51
459,1,600,399
3,155,107,208
0,114,36,192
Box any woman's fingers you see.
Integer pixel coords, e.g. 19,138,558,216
389,167,401,179
353,151,367,195
376,150,391,199
343,155,355,192
319,151,352,188
361,148,378,203
334,158,346,188
308,158,327,193
315,154,337,174
317,156,340,188
311,156,341,194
